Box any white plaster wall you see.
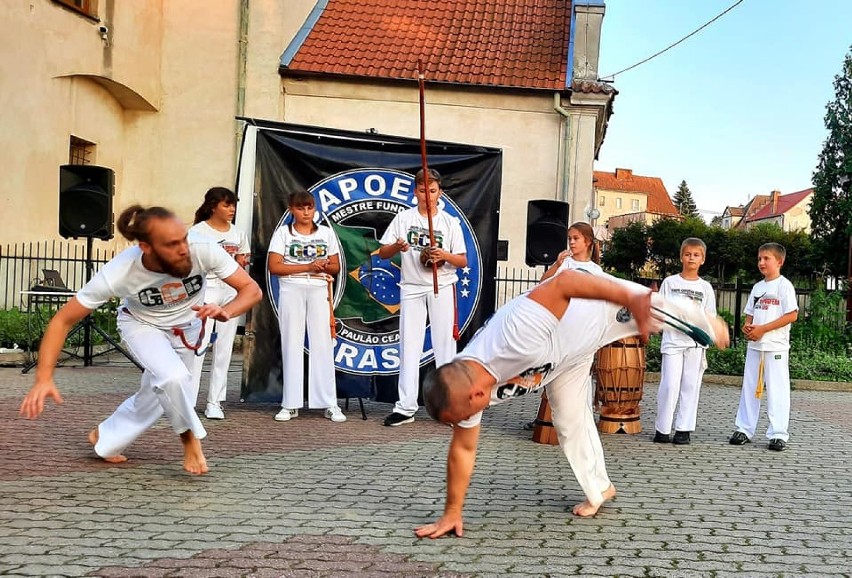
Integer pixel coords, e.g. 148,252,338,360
281,79,567,268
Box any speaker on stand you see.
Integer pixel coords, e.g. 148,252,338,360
525,200,570,267
51,165,139,369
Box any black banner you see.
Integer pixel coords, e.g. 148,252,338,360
240,120,502,403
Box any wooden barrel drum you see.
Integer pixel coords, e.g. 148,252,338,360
594,336,646,434
532,391,560,445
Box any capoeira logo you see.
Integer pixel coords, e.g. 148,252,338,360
496,363,554,399
138,275,203,307
616,307,633,323
266,168,482,376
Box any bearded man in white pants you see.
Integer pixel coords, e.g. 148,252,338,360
414,271,729,538
19,205,262,475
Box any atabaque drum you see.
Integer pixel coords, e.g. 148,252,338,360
532,391,559,445
594,336,646,434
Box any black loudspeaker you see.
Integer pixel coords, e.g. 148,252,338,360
59,165,114,240
525,200,569,267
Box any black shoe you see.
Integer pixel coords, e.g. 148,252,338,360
768,438,787,451
653,431,671,443
672,431,691,445
523,420,535,431
383,412,415,427
729,431,750,445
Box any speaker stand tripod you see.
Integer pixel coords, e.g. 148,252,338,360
21,238,142,373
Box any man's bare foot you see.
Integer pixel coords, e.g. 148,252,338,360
87,428,127,463
179,431,209,475
572,484,617,518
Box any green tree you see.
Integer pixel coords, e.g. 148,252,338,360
672,180,699,218
601,221,648,278
810,45,852,278
709,214,723,227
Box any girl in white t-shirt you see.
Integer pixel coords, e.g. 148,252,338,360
540,221,603,281
267,191,345,423
189,187,251,421
527,221,604,430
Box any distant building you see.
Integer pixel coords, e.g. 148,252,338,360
593,168,679,231
720,194,770,230
744,189,814,232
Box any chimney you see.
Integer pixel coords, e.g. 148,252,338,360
615,168,632,180
572,1,606,81
771,190,780,214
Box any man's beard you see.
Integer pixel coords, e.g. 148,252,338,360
151,248,193,278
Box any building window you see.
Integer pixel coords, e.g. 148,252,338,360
632,199,640,210
616,198,622,209
599,196,605,207
52,0,98,19
69,136,96,165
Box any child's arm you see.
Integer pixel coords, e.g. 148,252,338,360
743,311,798,342
423,246,467,268
378,238,410,259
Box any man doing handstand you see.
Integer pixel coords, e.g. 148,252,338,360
415,270,728,538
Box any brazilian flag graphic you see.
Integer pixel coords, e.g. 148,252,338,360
332,223,402,323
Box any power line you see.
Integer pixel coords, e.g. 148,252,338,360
599,0,745,81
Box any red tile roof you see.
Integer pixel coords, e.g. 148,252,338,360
282,0,572,90
594,168,679,216
747,188,813,222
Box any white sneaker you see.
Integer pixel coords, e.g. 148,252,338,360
325,406,347,423
204,403,225,420
274,408,299,421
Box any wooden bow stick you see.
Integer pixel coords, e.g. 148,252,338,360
418,59,440,297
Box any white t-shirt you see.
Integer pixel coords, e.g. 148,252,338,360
456,284,645,428
189,221,250,286
268,223,340,286
659,274,717,353
379,208,466,294
743,275,798,352
555,256,604,276
75,234,239,328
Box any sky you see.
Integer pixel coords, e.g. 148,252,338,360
595,0,852,220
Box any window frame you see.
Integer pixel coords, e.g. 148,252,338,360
52,0,99,21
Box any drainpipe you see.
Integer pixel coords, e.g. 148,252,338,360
235,0,249,156
553,92,571,205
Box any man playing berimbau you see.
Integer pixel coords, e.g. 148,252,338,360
415,270,729,538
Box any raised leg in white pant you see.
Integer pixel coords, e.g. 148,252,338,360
547,360,612,509
394,285,457,416
655,348,705,434
278,282,338,409
190,284,238,405
95,313,207,459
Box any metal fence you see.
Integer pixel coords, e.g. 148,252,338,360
1,245,848,337
0,240,115,310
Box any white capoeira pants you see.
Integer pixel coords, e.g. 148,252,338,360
395,284,457,417
735,348,790,441
94,310,207,459
655,347,706,434
278,278,337,410
190,283,238,406
546,359,611,507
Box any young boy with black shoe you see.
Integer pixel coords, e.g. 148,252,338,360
653,238,717,445
729,243,798,451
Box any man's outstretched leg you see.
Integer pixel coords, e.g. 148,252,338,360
88,428,128,463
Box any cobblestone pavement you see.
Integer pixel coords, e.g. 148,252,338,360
1,359,851,577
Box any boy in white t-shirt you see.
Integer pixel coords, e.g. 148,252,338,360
653,237,717,445
19,205,262,475
378,169,467,427
729,243,799,451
